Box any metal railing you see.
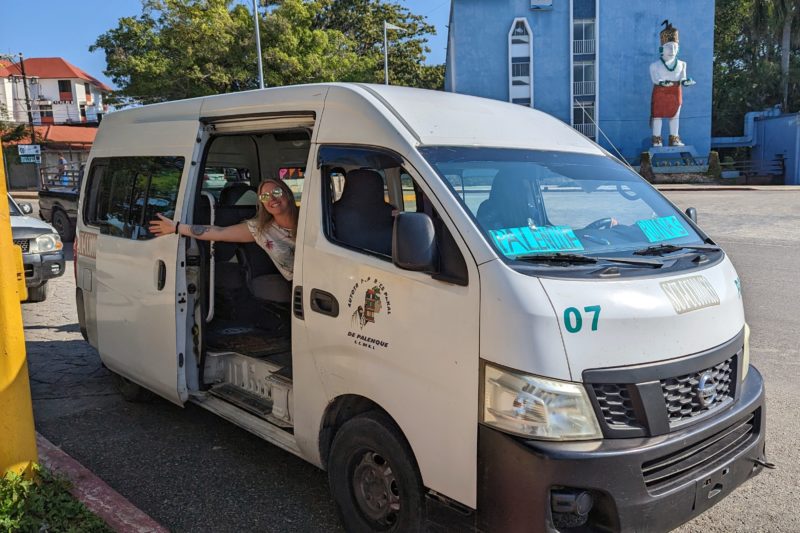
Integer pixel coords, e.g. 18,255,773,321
720,158,784,177
573,123,596,138
573,80,596,96
573,39,595,55
39,165,82,190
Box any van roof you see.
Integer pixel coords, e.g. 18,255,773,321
104,83,604,156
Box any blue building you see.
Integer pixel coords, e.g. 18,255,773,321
445,0,715,162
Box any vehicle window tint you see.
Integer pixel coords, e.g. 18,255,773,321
319,146,400,258
84,156,185,240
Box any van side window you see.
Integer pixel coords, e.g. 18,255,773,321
318,146,468,285
84,156,185,240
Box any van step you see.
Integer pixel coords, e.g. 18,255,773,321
209,383,294,430
210,383,272,419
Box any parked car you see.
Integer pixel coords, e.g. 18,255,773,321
38,163,82,242
8,193,66,302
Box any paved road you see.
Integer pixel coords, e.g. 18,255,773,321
21,190,800,532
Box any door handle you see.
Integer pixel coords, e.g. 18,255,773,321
310,289,339,317
156,260,166,291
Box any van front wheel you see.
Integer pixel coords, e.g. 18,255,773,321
328,412,424,533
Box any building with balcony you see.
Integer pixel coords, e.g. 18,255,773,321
444,0,715,161
0,57,111,126
0,57,111,189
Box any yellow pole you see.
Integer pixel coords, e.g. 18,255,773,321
0,146,38,475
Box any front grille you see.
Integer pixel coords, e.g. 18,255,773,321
13,239,30,253
592,384,641,429
641,412,758,494
661,357,735,425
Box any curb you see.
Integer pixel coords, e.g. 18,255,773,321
36,433,168,533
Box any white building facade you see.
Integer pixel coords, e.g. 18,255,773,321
0,57,110,126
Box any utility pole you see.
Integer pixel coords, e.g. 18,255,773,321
253,0,265,89
15,54,36,144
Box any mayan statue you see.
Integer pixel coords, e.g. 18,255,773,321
650,20,695,147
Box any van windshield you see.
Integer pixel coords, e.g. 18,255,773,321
420,147,707,265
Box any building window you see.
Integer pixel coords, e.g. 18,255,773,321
573,19,596,55
80,104,87,123
512,98,532,106
37,104,54,124
512,62,531,77
573,61,595,96
511,20,530,44
84,83,93,104
58,80,73,101
572,103,596,139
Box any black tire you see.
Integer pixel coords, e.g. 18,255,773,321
25,283,48,303
52,209,75,242
111,372,153,402
328,411,425,533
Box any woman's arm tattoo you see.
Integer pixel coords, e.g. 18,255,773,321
191,225,210,236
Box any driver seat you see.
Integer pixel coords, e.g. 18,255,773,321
477,171,540,230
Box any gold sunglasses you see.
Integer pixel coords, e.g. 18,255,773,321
259,187,285,201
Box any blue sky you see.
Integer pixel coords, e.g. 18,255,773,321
0,0,450,89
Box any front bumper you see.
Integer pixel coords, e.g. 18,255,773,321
477,367,766,533
23,251,66,287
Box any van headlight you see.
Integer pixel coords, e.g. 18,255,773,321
29,233,63,254
482,363,602,441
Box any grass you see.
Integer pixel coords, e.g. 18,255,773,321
0,464,112,533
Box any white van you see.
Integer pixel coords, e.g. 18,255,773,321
75,84,767,532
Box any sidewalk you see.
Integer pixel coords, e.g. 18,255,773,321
37,433,167,533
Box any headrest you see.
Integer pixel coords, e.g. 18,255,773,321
219,182,254,206
337,169,385,206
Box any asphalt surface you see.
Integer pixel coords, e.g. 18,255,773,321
20,189,800,532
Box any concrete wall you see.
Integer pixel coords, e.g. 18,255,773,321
598,1,714,161
446,0,715,162
752,114,800,185
448,0,572,124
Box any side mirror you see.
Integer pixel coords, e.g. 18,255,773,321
392,212,438,272
685,207,697,223
19,202,33,215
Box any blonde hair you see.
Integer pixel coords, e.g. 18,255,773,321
255,179,299,233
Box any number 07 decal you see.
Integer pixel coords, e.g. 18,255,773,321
563,305,602,333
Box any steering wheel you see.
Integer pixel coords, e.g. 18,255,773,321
584,217,614,231
617,184,641,201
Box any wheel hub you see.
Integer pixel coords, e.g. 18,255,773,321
353,450,400,526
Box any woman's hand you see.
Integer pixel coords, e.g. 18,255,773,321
149,213,177,237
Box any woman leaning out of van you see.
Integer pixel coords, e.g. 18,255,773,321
149,179,298,280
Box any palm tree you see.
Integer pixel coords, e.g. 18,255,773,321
755,0,799,111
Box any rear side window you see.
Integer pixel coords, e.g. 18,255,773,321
83,156,185,240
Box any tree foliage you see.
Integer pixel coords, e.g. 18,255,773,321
91,0,443,105
713,0,800,135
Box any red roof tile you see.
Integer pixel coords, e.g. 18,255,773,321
0,57,112,92
4,125,97,146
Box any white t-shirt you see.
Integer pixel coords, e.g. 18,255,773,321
246,219,296,281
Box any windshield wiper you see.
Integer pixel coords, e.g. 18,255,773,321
514,253,598,264
633,244,721,256
514,253,662,268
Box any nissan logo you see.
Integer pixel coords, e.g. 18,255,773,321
696,372,717,408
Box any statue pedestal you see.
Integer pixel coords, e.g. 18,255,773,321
648,145,708,174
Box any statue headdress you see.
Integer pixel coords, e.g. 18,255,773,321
660,20,679,45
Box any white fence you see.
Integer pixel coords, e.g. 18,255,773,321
573,122,596,138
573,39,595,55
573,80,596,97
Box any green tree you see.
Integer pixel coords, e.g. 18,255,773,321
91,0,255,104
754,0,800,111
0,103,29,143
91,0,444,104
315,0,443,89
